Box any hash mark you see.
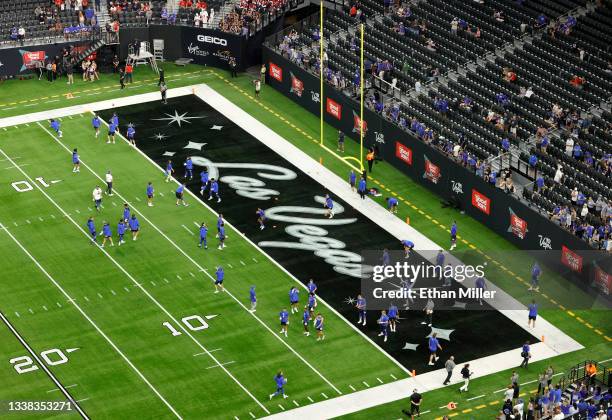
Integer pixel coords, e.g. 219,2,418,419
349,385,356,391
321,392,328,399
249,413,255,419
42,306,48,311
390,374,397,380
150,281,156,286
15,312,20,318
97,293,103,299
84,296,90,302
252,257,258,263
110,290,117,295
189,272,195,277
123,287,130,292
176,274,182,280
28,308,34,314
163,278,169,283
307,396,314,403
56,302,62,308
362,381,370,387
240,260,246,266
292,400,299,407
277,405,284,411
377,377,383,384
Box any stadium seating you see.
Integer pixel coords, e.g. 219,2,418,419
270,0,612,250
0,0,99,47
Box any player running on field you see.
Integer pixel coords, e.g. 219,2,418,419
314,313,325,341
126,123,136,146
175,183,188,206
92,186,103,211
92,114,101,138
198,222,208,249
256,208,266,230
199,168,210,196
378,310,389,342
302,306,311,336
269,371,288,400
72,148,80,173
100,221,114,247
105,170,113,196
208,178,221,202
217,223,226,250
402,239,414,258
86,217,96,243
450,221,458,250
184,156,193,180
107,119,118,144
388,304,398,332
249,286,257,312
165,160,174,182
349,169,357,191
307,279,317,294
356,294,367,326
289,286,300,313
324,194,334,218
117,219,126,245
215,214,224,238
428,332,442,366
129,214,140,241
50,118,62,137
214,266,224,293
307,293,317,318
279,308,289,337
122,203,131,222
146,182,154,206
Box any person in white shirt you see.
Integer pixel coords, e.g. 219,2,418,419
200,9,208,27
105,170,114,196
504,385,514,403
92,186,103,211
525,86,534,99
208,9,214,26
565,137,574,156
554,166,564,183
194,13,200,27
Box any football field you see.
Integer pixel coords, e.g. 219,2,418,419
0,78,609,420
0,95,407,418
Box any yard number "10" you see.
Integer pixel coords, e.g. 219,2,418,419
162,315,209,337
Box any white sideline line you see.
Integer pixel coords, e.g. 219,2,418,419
32,124,271,415
0,310,88,419
0,153,181,419
65,117,342,396
599,358,612,364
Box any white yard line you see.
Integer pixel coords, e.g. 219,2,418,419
35,123,273,414
0,216,180,419
45,117,343,397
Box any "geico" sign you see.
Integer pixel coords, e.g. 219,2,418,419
196,35,228,46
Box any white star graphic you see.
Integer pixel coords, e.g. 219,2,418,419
151,133,169,141
184,141,207,150
211,125,223,130
426,327,455,341
152,110,205,127
344,296,356,305
402,342,419,351
162,151,176,157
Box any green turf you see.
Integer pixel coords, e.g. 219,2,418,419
0,117,405,418
0,65,610,419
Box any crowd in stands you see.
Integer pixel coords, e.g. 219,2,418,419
4,0,99,45
494,362,611,419
271,0,612,251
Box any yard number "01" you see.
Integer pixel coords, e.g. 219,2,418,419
163,315,209,336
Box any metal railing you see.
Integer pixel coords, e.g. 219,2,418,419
0,26,103,50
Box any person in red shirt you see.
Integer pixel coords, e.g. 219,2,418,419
125,63,133,83
349,5,357,17
570,74,585,89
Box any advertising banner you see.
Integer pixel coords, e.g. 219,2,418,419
181,26,245,70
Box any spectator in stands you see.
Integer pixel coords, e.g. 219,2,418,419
570,74,585,89
494,11,504,22
504,69,517,83
17,25,26,45
425,38,437,52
